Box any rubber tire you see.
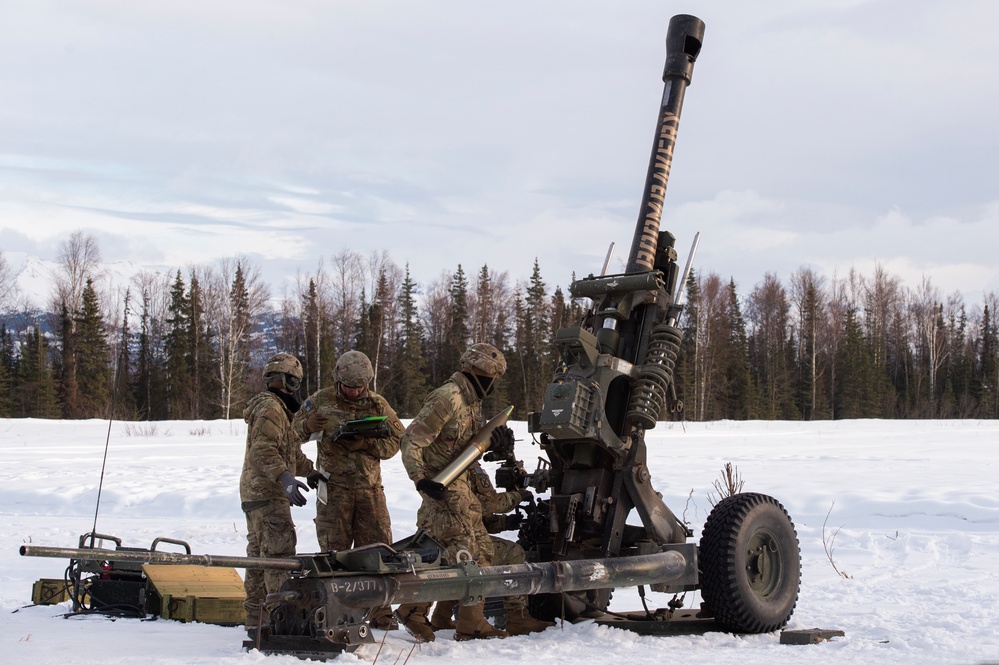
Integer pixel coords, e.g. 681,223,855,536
698,492,800,633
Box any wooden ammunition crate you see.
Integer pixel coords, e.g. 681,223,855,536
143,564,245,625
31,578,71,605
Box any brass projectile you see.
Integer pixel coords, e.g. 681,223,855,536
432,405,514,488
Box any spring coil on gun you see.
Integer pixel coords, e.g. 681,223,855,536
625,322,682,429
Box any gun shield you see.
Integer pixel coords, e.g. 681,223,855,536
432,405,514,488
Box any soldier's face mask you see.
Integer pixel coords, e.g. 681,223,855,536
472,374,496,398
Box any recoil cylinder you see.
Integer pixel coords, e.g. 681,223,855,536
625,322,682,429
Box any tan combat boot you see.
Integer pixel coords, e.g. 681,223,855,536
430,602,456,631
454,602,508,641
503,606,555,636
396,602,435,642
370,605,399,630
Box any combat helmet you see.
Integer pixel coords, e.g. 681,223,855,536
263,352,303,392
334,350,374,388
460,343,507,378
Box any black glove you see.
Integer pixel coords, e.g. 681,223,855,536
306,470,327,489
504,513,523,531
416,478,446,501
278,471,309,506
489,425,515,452
518,488,533,502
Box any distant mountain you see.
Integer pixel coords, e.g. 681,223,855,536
4,251,171,313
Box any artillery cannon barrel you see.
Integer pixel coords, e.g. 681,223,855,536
278,548,690,609
19,544,305,571
626,14,704,274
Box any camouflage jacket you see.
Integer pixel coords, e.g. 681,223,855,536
469,463,522,533
240,390,314,504
401,372,483,483
292,387,403,490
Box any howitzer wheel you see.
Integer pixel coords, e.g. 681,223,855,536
698,492,800,633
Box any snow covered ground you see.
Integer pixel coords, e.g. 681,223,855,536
2,417,997,664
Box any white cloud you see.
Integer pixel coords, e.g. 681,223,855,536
2,1,999,306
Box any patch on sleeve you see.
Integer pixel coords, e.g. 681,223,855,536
416,395,453,436
431,398,452,423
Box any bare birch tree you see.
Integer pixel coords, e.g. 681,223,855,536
52,231,103,315
204,257,271,418
694,272,726,420
909,276,948,415
330,249,365,359
364,250,403,392
421,270,453,387
0,250,16,310
790,267,827,419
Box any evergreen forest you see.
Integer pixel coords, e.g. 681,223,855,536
1,232,997,422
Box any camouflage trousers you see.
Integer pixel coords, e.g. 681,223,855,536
316,485,396,628
418,476,494,566
315,484,393,551
490,535,528,612
428,535,529,623
242,499,297,626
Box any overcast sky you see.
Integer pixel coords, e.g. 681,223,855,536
2,0,997,308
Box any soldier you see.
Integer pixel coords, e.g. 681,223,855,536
428,461,555,636
239,352,328,633
395,343,517,642
293,350,404,630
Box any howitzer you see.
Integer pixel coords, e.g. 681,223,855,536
519,13,802,634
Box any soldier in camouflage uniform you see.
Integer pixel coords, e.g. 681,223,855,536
240,353,328,631
293,350,404,630
428,462,555,636
395,343,513,642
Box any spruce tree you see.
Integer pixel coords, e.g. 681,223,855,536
75,278,111,418
506,293,529,411
187,275,219,418
0,324,12,417
675,271,700,420
114,290,137,420
135,287,168,420
393,265,430,416
944,304,973,416
303,279,321,394
370,268,393,392
834,307,877,419
56,301,81,418
220,263,254,417
19,328,60,418
977,305,998,418
721,279,753,419
521,259,552,412
164,271,191,418
445,265,470,372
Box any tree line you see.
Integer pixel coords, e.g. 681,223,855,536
1,233,997,421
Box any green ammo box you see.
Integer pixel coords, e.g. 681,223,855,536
143,564,245,626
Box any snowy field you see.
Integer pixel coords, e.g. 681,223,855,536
1,417,998,664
